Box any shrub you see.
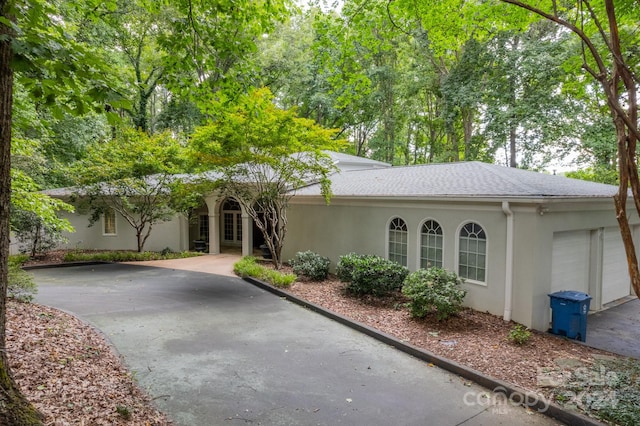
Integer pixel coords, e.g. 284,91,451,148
263,269,297,288
336,253,367,282
508,324,532,345
233,256,297,288
402,267,466,321
289,251,330,281
8,255,37,303
63,250,201,262
340,254,409,296
234,256,264,277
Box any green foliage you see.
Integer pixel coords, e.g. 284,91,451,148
11,137,75,235
337,253,409,296
115,405,131,420
289,251,330,281
507,324,532,345
191,87,344,268
11,210,67,258
401,267,466,321
234,256,265,277
595,358,640,426
566,167,618,185
70,129,197,252
550,357,640,425
336,253,367,282
8,256,37,303
233,256,297,288
63,250,201,263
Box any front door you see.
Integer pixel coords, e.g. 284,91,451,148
222,199,242,246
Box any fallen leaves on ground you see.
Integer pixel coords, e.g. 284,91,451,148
7,301,171,426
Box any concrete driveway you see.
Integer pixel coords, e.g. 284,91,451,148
32,262,562,426
586,297,640,359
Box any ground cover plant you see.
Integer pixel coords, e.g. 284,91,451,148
8,255,37,302
234,256,296,288
62,249,202,263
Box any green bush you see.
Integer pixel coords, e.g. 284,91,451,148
336,253,367,282
63,250,201,262
340,254,409,296
234,256,264,277
402,267,466,321
234,256,296,288
289,251,330,281
8,256,37,303
508,324,532,345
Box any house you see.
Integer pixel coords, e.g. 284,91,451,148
51,152,638,331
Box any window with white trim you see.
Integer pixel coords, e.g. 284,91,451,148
458,222,486,282
420,220,443,269
103,208,117,235
388,217,408,266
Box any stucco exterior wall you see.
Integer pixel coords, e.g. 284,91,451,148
286,196,638,332
513,200,639,331
58,210,188,253
284,197,509,320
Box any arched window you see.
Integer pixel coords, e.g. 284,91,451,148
389,217,408,266
458,222,487,283
420,220,443,269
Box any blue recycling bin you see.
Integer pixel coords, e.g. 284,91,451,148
548,291,592,342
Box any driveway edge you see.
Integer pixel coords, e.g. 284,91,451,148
243,277,603,426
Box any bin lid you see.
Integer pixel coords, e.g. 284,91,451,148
548,290,592,301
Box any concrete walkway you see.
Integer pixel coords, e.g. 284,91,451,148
31,256,563,426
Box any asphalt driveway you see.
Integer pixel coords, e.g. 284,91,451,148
32,263,562,425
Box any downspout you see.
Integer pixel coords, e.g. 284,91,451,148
502,201,514,322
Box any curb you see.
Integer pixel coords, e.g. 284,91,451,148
243,277,604,426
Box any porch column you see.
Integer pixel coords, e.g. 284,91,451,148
205,194,220,254
179,214,189,252
209,211,220,254
242,213,251,257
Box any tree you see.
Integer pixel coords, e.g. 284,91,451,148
495,0,640,319
72,130,191,252
11,137,74,258
190,87,343,268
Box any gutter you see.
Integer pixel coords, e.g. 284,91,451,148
502,201,514,322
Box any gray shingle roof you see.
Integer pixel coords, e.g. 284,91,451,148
294,161,619,198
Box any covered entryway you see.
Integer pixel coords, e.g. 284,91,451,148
221,198,243,249
188,204,210,252
203,195,254,257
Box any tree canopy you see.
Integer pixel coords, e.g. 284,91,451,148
190,87,344,267
2,0,640,422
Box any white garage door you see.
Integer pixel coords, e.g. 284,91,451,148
551,230,590,294
602,227,632,304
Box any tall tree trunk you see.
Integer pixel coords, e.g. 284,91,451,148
0,3,45,424
509,124,517,168
462,108,473,161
